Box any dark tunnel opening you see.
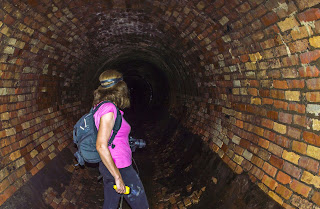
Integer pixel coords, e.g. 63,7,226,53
115,60,170,115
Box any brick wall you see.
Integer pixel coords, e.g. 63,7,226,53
0,0,90,205
0,0,320,208
172,0,320,208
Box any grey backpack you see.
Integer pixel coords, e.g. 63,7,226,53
73,101,122,166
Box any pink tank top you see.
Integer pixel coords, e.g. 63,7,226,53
93,102,132,168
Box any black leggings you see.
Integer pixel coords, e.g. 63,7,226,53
99,162,149,209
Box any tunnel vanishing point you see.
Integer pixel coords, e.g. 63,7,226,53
1,0,320,208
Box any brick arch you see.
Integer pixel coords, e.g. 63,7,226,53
0,0,320,208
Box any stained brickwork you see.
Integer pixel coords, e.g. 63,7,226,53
179,1,320,208
0,0,320,208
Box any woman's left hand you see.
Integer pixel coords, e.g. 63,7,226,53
115,177,126,194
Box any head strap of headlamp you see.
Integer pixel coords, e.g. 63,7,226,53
100,77,123,88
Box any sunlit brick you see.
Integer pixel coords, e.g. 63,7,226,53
307,145,320,160
277,16,299,32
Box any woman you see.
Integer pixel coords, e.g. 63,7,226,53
93,69,149,209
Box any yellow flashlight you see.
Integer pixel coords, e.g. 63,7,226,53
113,185,130,194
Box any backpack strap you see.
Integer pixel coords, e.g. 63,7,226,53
108,106,121,149
93,101,122,149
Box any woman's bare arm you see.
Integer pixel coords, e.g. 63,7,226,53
96,112,125,193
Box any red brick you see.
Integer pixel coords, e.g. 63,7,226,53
246,105,255,114
290,180,311,198
281,55,299,67
307,78,320,90
257,148,270,160
261,118,274,129
236,2,251,13
236,104,246,112
268,71,281,79
263,162,278,177
288,103,305,114
240,139,250,149
250,166,265,180
292,141,307,154
236,119,244,128
253,126,265,137
248,0,265,7
299,156,320,173
252,5,267,19
268,142,283,157
260,39,275,49
259,89,270,97
275,184,293,200
258,137,270,149
286,80,305,89
262,174,278,190
300,50,320,64
267,110,278,120
264,0,286,10
1,185,16,204
252,155,264,168
274,100,288,110
221,143,228,152
269,155,284,169
298,8,320,22
293,115,310,128
234,145,244,156
264,130,276,142
248,88,258,96
283,162,302,179
235,165,243,174
248,173,257,183
250,80,259,87
282,203,295,209
4,15,15,25
298,66,320,77
278,112,292,124
276,45,289,57
303,131,320,146
241,159,253,171
288,39,309,54
296,0,320,10
276,171,292,185
240,54,249,62
276,1,298,18
0,179,10,193
306,92,320,102
262,98,273,105
228,159,237,170
261,12,279,27
275,135,290,148
212,0,224,8
281,68,299,78
312,191,320,206
273,80,288,89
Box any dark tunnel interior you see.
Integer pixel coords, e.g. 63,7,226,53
1,0,320,209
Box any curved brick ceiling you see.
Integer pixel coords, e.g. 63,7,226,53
66,1,199,98
1,0,320,208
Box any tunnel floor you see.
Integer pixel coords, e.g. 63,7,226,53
43,108,281,209
1,108,282,209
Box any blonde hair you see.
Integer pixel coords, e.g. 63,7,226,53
92,70,130,109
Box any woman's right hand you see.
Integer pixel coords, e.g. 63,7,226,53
115,177,126,194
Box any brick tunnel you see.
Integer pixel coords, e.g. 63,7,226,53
1,0,320,208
